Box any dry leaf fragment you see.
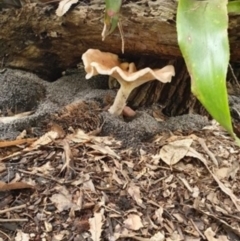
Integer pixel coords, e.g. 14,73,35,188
204,227,229,241
150,232,165,241
89,209,104,241
155,207,164,224
15,230,30,241
16,130,27,140
166,232,182,241
124,213,144,231
31,130,61,148
82,179,96,193
89,144,120,160
29,162,54,175
214,167,230,180
60,140,74,175
0,163,6,173
127,183,145,208
52,231,70,241
112,168,124,185
44,221,53,232
159,139,193,165
0,181,34,191
56,0,78,17
50,187,79,212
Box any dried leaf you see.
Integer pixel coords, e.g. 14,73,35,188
124,214,143,231
159,139,193,165
52,231,70,241
72,173,91,186
56,0,78,17
44,221,53,232
89,209,104,241
166,232,182,241
68,129,92,143
150,232,165,241
50,187,79,212
29,162,54,175
15,230,30,241
89,144,120,160
83,179,96,193
31,130,61,148
0,163,6,172
60,140,74,174
155,207,164,224
204,227,229,241
214,167,230,179
127,183,144,208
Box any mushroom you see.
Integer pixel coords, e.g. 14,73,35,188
82,49,175,116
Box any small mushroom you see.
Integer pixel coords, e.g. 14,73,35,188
82,49,175,116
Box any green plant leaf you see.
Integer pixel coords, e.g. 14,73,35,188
102,0,122,40
177,0,239,143
228,0,240,13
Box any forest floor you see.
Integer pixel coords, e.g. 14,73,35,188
0,68,240,241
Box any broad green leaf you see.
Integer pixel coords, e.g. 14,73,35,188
102,0,122,40
228,1,240,13
177,0,239,142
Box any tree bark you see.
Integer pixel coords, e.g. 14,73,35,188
0,0,240,80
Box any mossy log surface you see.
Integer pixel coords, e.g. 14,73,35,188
0,0,240,80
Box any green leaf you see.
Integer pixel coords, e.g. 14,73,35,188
228,1,240,13
102,0,122,40
177,0,239,143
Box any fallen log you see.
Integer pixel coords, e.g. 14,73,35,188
0,0,240,80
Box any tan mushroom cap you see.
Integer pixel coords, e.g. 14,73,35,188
82,49,175,83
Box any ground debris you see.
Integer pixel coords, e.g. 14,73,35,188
0,118,239,241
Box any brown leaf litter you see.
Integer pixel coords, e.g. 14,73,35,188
0,112,240,241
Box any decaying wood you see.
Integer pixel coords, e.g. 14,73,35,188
0,0,240,80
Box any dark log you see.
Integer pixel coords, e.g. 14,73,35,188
0,0,240,80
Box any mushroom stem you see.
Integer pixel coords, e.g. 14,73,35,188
108,82,135,116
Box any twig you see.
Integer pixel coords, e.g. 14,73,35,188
103,205,121,215
190,218,206,240
0,204,26,214
0,229,11,240
118,21,125,54
0,138,36,148
197,137,218,167
18,169,67,184
229,63,240,87
0,218,28,222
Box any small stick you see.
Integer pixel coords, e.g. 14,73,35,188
229,63,240,87
18,169,66,184
0,138,36,148
0,218,28,222
190,218,205,240
118,21,125,54
0,229,11,240
0,204,26,214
